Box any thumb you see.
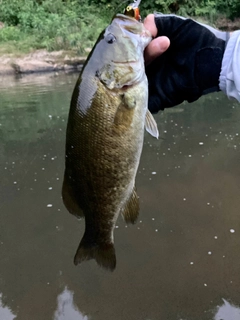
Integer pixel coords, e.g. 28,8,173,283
144,36,170,65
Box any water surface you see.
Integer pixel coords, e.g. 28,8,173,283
0,72,240,320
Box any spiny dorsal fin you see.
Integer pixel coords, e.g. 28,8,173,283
121,187,140,224
145,109,159,139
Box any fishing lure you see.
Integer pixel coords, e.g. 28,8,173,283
124,0,142,21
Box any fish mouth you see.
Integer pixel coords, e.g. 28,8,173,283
111,60,138,64
114,14,152,38
115,13,138,21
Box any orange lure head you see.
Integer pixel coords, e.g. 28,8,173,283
123,0,142,21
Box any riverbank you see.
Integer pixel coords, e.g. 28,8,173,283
0,16,239,76
0,49,87,75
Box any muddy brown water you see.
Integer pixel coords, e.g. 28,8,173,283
0,72,240,320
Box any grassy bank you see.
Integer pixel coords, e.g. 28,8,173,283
0,0,111,56
0,0,239,57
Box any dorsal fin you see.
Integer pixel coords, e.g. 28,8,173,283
62,176,84,218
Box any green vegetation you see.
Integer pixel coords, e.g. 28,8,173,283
0,0,239,55
91,0,240,19
0,0,111,54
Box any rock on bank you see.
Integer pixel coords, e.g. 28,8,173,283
0,50,87,75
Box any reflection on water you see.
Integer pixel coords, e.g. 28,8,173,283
214,299,240,320
0,73,240,320
0,293,16,320
54,287,88,320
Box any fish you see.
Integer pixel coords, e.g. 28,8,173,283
62,13,159,271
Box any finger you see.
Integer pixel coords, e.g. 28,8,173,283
144,36,170,65
143,14,157,38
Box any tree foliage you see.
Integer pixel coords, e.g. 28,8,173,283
0,0,111,52
88,0,240,18
0,0,239,53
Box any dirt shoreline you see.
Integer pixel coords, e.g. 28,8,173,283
0,17,239,76
0,50,87,76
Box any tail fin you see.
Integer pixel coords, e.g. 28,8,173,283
74,239,116,271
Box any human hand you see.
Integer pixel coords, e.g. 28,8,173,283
144,13,229,113
143,14,170,65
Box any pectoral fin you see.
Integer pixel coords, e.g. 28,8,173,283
145,110,159,139
121,187,140,224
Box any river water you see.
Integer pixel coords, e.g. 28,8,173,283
0,72,240,320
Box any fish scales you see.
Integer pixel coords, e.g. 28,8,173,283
65,81,145,225
62,14,156,270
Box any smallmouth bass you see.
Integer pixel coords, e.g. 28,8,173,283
62,13,159,271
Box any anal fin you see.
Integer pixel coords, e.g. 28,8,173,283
121,187,140,224
145,109,159,139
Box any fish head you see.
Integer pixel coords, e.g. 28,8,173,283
106,14,151,61
96,14,152,89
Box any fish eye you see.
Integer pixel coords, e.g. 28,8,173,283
105,33,116,44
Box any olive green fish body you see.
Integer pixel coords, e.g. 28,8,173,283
62,14,154,270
